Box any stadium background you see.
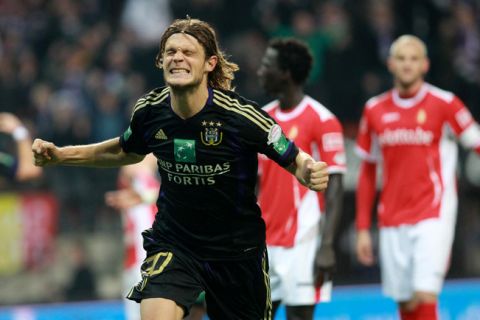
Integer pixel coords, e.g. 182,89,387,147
1,0,480,318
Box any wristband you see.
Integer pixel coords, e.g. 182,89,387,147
12,126,29,141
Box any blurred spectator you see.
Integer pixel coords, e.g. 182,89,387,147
367,0,397,63
64,241,98,301
121,0,172,47
226,30,267,103
92,91,124,141
452,2,480,86
0,112,41,181
451,2,480,120
360,0,398,98
319,1,372,121
261,7,334,86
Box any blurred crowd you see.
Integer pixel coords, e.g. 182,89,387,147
2,0,480,141
1,0,480,303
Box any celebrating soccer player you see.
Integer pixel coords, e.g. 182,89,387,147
32,18,329,320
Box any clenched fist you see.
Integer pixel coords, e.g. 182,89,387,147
32,138,61,166
303,159,329,192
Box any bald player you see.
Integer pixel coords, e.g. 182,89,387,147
355,35,480,320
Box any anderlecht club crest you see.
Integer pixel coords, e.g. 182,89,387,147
201,121,223,146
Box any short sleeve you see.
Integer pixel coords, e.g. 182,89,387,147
262,124,299,167
313,117,346,174
446,96,480,150
445,96,474,135
242,105,298,168
355,107,380,162
120,106,150,155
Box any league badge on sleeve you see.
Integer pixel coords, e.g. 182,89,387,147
123,126,132,141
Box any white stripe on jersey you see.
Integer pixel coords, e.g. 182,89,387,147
392,83,429,109
355,138,381,163
427,84,454,103
304,96,335,121
328,165,348,174
459,123,480,149
438,122,458,230
294,189,321,244
262,99,278,113
269,96,335,122
366,92,389,110
273,98,309,122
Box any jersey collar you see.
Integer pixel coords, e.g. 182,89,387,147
274,95,309,122
392,83,429,109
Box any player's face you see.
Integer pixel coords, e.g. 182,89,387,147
388,42,429,88
162,33,217,89
257,47,287,95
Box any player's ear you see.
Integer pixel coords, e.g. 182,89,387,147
155,52,163,69
386,56,395,73
422,57,430,75
284,69,293,82
205,55,218,72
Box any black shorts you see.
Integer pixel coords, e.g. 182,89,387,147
127,229,272,320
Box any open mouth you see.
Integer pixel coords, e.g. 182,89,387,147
170,68,190,74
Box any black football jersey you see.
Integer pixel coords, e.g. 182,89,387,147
120,86,299,260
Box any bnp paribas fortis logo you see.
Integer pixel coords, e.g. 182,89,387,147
200,120,223,146
174,139,196,163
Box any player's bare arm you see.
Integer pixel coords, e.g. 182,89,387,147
105,154,160,210
287,150,329,192
105,189,144,210
356,229,375,266
314,173,344,287
0,113,41,181
355,161,377,266
0,112,42,181
32,137,144,167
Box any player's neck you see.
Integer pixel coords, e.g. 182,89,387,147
170,85,209,119
395,79,424,98
278,87,304,111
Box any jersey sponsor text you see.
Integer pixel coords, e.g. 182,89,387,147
378,127,434,146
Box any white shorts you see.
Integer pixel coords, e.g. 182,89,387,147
268,236,332,306
379,204,457,301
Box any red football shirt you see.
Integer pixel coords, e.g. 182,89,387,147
258,96,346,247
356,83,478,227
123,171,159,269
